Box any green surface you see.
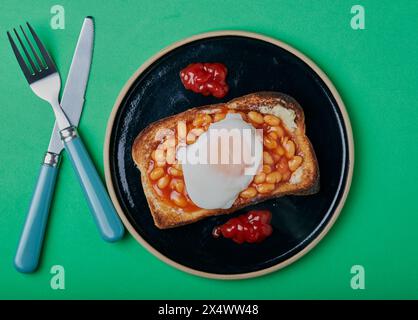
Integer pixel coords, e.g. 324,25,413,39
0,0,417,299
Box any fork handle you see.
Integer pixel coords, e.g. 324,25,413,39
61,127,124,242
14,153,60,273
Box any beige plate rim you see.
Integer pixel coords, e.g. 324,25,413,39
103,30,355,280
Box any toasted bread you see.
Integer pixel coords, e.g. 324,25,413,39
132,92,319,229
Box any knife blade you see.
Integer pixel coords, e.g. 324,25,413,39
14,17,95,273
48,17,94,155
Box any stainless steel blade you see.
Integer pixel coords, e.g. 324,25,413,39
47,17,94,154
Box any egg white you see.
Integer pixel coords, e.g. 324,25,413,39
177,114,262,209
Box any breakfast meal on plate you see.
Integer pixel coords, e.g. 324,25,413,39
180,62,229,98
132,91,319,229
212,210,273,244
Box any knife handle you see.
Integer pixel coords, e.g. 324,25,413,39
14,153,60,273
61,127,124,242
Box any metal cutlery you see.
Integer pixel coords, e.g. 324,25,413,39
8,19,124,273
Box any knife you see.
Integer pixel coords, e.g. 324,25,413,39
14,17,123,273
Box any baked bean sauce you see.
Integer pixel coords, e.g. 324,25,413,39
147,108,303,211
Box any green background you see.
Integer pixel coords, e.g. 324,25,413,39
0,0,417,299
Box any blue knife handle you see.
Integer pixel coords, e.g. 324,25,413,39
14,161,59,273
62,130,124,242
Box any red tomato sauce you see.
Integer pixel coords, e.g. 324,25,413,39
212,210,273,244
180,63,229,98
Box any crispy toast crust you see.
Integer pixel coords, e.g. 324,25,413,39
132,92,319,229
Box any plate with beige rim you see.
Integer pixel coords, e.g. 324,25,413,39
104,31,354,279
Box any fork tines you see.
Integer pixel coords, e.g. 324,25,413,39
7,22,56,84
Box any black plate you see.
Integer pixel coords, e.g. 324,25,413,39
105,32,353,278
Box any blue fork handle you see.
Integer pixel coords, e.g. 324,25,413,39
14,162,59,273
62,130,124,242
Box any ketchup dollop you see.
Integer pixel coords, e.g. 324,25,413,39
213,210,273,244
180,63,229,98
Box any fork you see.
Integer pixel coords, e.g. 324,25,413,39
7,23,124,252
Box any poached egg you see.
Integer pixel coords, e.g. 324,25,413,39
177,113,262,209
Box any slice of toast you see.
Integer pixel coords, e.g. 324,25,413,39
132,92,319,229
